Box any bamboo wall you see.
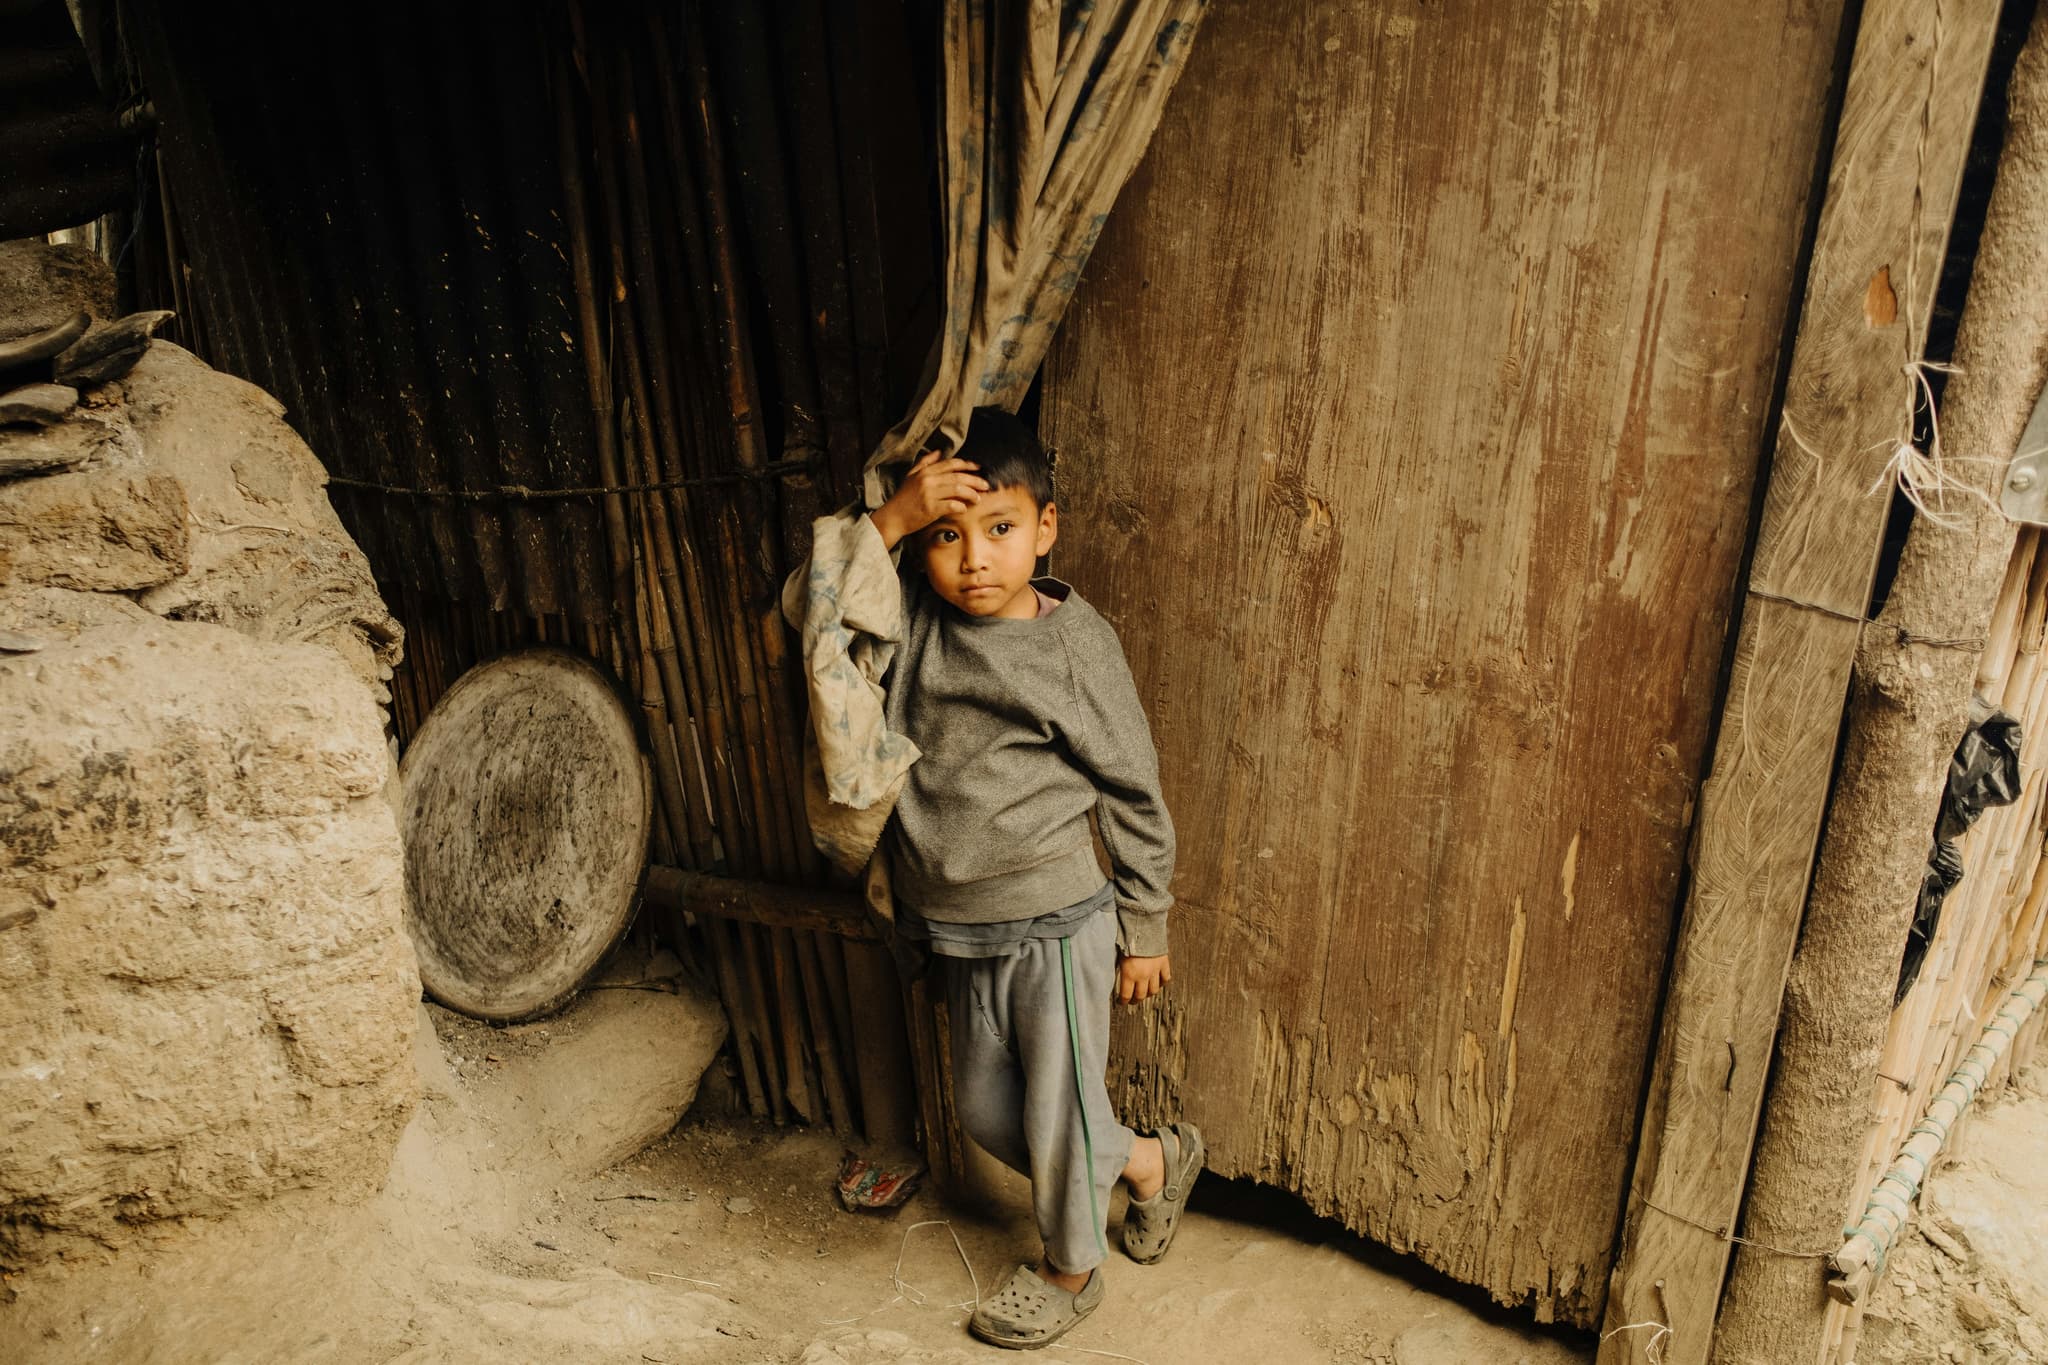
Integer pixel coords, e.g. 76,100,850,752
1823,527,2048,1364
118,0,939,1143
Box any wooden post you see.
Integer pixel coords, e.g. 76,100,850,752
640,865,879,940
843,939,919,1149
1598,5,1998,1362
1712,8,2048,1357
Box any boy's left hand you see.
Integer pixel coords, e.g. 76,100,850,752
1116,953,1171,1004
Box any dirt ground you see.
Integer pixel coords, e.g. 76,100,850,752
1,1002,1591,1364
1853,1062,2048,1365
3,1005,2039,1365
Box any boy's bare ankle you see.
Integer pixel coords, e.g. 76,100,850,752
1038,1258,1092,1293
1123,1134,1166,1202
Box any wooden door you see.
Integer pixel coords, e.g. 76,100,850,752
1042,0,1847,1325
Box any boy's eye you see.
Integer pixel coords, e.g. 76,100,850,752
992,522,1012,535
935,530,958,544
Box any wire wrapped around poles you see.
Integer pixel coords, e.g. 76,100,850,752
1828,958,2048,1301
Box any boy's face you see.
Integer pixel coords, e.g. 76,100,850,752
917,485,1058,619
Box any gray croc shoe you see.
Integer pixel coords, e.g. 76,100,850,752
1121,1121,1204,1264
969,1264,1105,1351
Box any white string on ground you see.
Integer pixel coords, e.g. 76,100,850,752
646,1270,722,1289
816,1218,981,1327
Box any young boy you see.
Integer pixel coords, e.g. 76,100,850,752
854,409,1203,1349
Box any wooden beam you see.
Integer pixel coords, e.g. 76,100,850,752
1598,5,1999,1362
641,865,881,941
1716,8,2048,1349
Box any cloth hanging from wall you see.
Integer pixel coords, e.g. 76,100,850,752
863,0,1207,504
782,512,921,878
792,0,1208,875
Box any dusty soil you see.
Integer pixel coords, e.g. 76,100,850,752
1854,1063,2048,1365
0,1003,1593,1364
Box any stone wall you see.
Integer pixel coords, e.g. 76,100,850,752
0,240,418,1267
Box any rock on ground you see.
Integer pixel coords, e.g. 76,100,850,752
0,408,187,590
120,341,401,691
0,382,79,426
0,585,155,641
0,620,419,1268
468,980,729,1177
0,241,416,1274
0,395,124,478
0,246,398,690
0,240,114,339
52,309,174,389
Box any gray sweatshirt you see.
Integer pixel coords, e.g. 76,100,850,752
874,529,1176,957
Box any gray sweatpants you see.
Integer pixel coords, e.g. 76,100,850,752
941,905,1135,1274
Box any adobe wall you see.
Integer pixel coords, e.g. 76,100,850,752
0,240,418,1268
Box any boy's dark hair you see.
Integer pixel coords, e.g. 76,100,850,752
958,406,1054,508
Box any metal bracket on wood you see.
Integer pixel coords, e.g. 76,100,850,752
1999,381,2048,525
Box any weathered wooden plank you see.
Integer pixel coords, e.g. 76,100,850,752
641,865,879,941
1601,3,1998,1359
1043,0,1846,1327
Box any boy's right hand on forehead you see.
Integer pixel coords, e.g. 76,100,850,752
871,449,989,550
902,449,990,516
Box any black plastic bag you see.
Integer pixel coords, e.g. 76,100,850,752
1898,696,2023,1003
